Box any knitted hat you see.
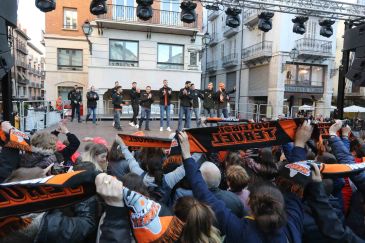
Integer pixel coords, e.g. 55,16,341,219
123,187,183,243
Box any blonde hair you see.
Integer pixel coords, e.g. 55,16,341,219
31,132,57,151
81,143,108,172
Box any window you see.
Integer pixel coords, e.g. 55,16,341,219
161,0,180,25
109,40,138,67
221,43,225,59
285,64,324,86
189,51,197,66
57,48,83,70
63,8,77,30
113,0,135,20
157,44,184,69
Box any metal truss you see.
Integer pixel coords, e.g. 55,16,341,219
199,0,365,20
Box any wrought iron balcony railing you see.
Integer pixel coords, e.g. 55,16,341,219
242,41,273,60
295,38,332,55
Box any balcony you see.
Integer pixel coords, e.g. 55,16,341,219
16,60,28,69
243,9,259,28
223,53,239,68
285,80,324,94
223,26,239,38
16,44,28,55
209,32,219,47
295,38,333,61
97,4,198,35
208,10,219,21
206,61,218,72
242,41,273,66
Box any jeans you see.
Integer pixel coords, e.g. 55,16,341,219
113,109,122,129
130,104,139,125
204,108,214,118
71,103,80,121
217,108,228,118
86,107,97,124
192,107,200,127
178,106,191,131
139,107,151,129
159,105,171,128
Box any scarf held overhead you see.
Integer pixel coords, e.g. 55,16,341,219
0,170,96,219
0,128,31,152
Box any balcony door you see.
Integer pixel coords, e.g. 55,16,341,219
114,0,135,21
161,0,181,26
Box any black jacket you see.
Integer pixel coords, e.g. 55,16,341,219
0,147,20,182
35,196,98,243
140,92,154,109
51,130,81,164
112,93,125,109
200,89,216,109
179,87,193,107
68,90,82,105
191,89,200,108
86,91,99,108
130,88,141,106
159,86,172,106
216,88,235,109
210,187,245,219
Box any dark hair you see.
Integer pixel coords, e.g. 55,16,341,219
146,155,164,186
185,81,191,85
249,182,287,233
122,173,149,197
132,82,137,84
73,161,97,171
138,147,165,171
225,152,244,168
306,151,316,160
107,141,125,162
174,196,221,243
316,152,337,164
146,86,151,89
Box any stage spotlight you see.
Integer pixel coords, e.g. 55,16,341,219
225,7,242,28
292,16,309,35
319,19,335,38
258,12,274,32
35,0,56,12
180,1,197,23
137,0,153,21
90,0,107,15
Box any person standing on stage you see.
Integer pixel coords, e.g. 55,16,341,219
68,85,82,123
190,83,201,127
86,86,99,124
112,81,119,95
112,86,128,131
138,86,154,131
201,82,216,118
216,82,236,118
178,81,193,131
129,82,141,128
159,79,172,132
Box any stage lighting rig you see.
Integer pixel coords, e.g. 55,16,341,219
137,0,154,21
35,0,56,12
292,16,309,35
319,19,335,38
258,12,275,32
181,1,197,24
225,7,241,28
90,0,107,15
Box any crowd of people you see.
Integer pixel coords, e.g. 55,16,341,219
66,80,236,132
1,117,365,242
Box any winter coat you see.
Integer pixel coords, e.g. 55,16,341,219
35,196,98,243
183,157,304,243
200,89,216,109
190,89,200,108
68,90,82,105
86,91,99,108
20,147,58,169
210,187,245,218
112,93,126,110
107,159,130,181
159,86,172,106
216,88,235,109
0,147,20,182
130,88,141,106
178,88,193,107
140,92,154,109
52,131,81,164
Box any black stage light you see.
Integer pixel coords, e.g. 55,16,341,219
225,7,242,28
136,0,153,21
180,1,197,24
292,16,309,35
90,0,107,15
35,0,56,12
258,12,274,32
319,19,335,38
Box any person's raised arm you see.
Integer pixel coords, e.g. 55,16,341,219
178,132,247,239
57,122,80,162
286,120,313,162
115,135,144,176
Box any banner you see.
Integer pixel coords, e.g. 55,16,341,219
0,170,97,218
0,128,31,152
118,134,172,150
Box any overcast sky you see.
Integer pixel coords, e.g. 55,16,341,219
17,0,45,52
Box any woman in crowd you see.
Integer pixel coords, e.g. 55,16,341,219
82,143,108,172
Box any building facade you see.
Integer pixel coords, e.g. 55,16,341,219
203,9,337,119
27,42,45,101
44,0,94,109
87,1,203,114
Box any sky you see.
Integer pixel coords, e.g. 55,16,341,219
17,0,45,52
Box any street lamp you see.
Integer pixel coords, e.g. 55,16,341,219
202,32,211,87
289,48,299,62
82,20,93,54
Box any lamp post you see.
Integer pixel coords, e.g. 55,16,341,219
289,48,299,63
202,32,211,88
82,20,93,54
